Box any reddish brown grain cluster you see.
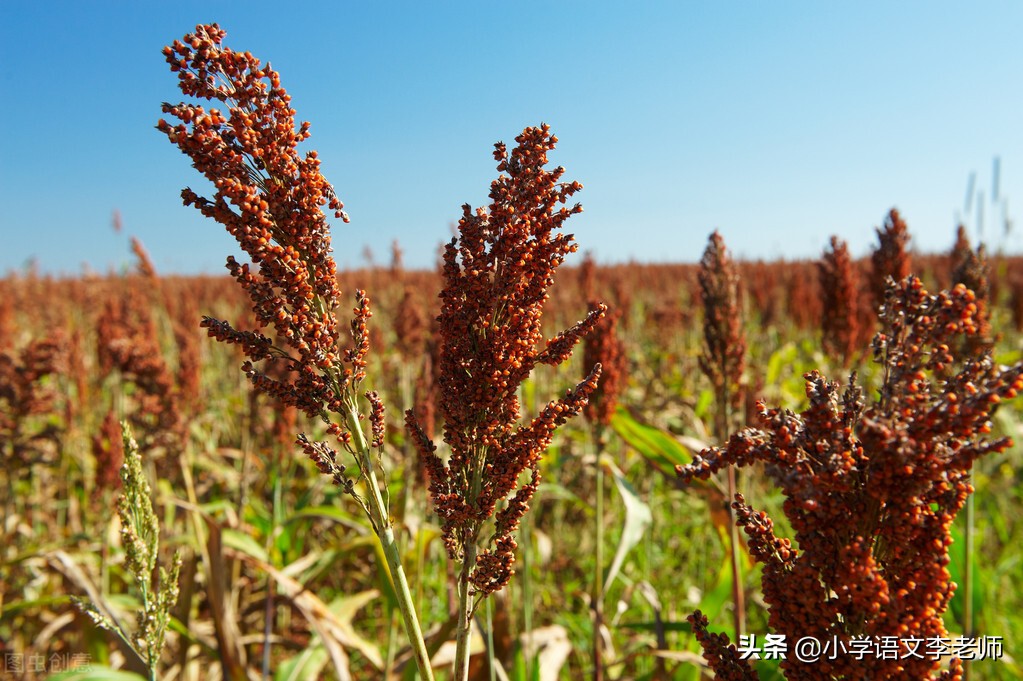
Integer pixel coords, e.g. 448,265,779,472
158,24,379,465
158,24,353,411
949,226,991,353
678,277,1022,680
96,291,180,437
393,286,428,360
583,303,626,427
698,231,746,417
818,236,863,366
686,610,758,681
405,125,604,596
870,208,912,308
92,409,125,491
0,336,64,464
131,237,159,283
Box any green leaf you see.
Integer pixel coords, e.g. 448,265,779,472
221,528,269,562
275,646,330,681
947,518,982,627
611,409,694,478
694,389,714,422
287,505,371,535
602,457,653,599
765,342,798,387
536,481,585,507
511,647,541,681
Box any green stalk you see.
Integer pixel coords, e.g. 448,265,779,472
344,406,435,681
963,472,974,681
522,512,533,681
721,390,744,641
485,596,497,681
453,542,477,681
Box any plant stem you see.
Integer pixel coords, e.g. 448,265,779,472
485,596,497,681
721,393,744,640
522,512,533,681
344,406,434,681
963,469,974,681
453,543,477,681
725,464,744,640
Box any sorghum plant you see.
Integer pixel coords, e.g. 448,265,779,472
818,236,862,367
0,335,64,465
583,305,626,431
158,24,434,679
678,277,1023,680
0,335,64,535
699,230,746,421
947,227,993,667
582,301,626,681
93,408,125,492
950,229,992,355
698,230,747,639
405,124,604,681
870,208,912,309
76,423,182,681
950,225,973,286
96,289,183,466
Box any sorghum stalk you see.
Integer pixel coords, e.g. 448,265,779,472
697,230,746,640
949,231,991,681
582,301,626,681
158,24,433,680
405,124,605,681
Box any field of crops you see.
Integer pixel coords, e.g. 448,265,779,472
3,236,1022,681
2,22,1023,681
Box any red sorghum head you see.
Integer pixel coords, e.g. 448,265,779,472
870,208,912,308
678,276,1021,680
405,124,604,596
698,230,746,416
818,236,862,366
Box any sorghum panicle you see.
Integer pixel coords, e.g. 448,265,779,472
583,303,626,427
950,225,973,285
0,335,65,463
698,230,746,410
159,24,378,461
158,24,355,412
96,291,180,436
405,124,604,596
818,236,862,366
686,610,758,681
93,409,125,491
394,285,428,360
678,276,1022,680
131,237,159,283
870,208,912,308
579,251,597,303
950,228,992,354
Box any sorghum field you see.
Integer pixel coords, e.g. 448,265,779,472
2,23,1023,681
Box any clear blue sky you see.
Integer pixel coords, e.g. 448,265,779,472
2,2,1021,275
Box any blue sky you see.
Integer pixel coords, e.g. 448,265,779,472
2,2,1021,274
